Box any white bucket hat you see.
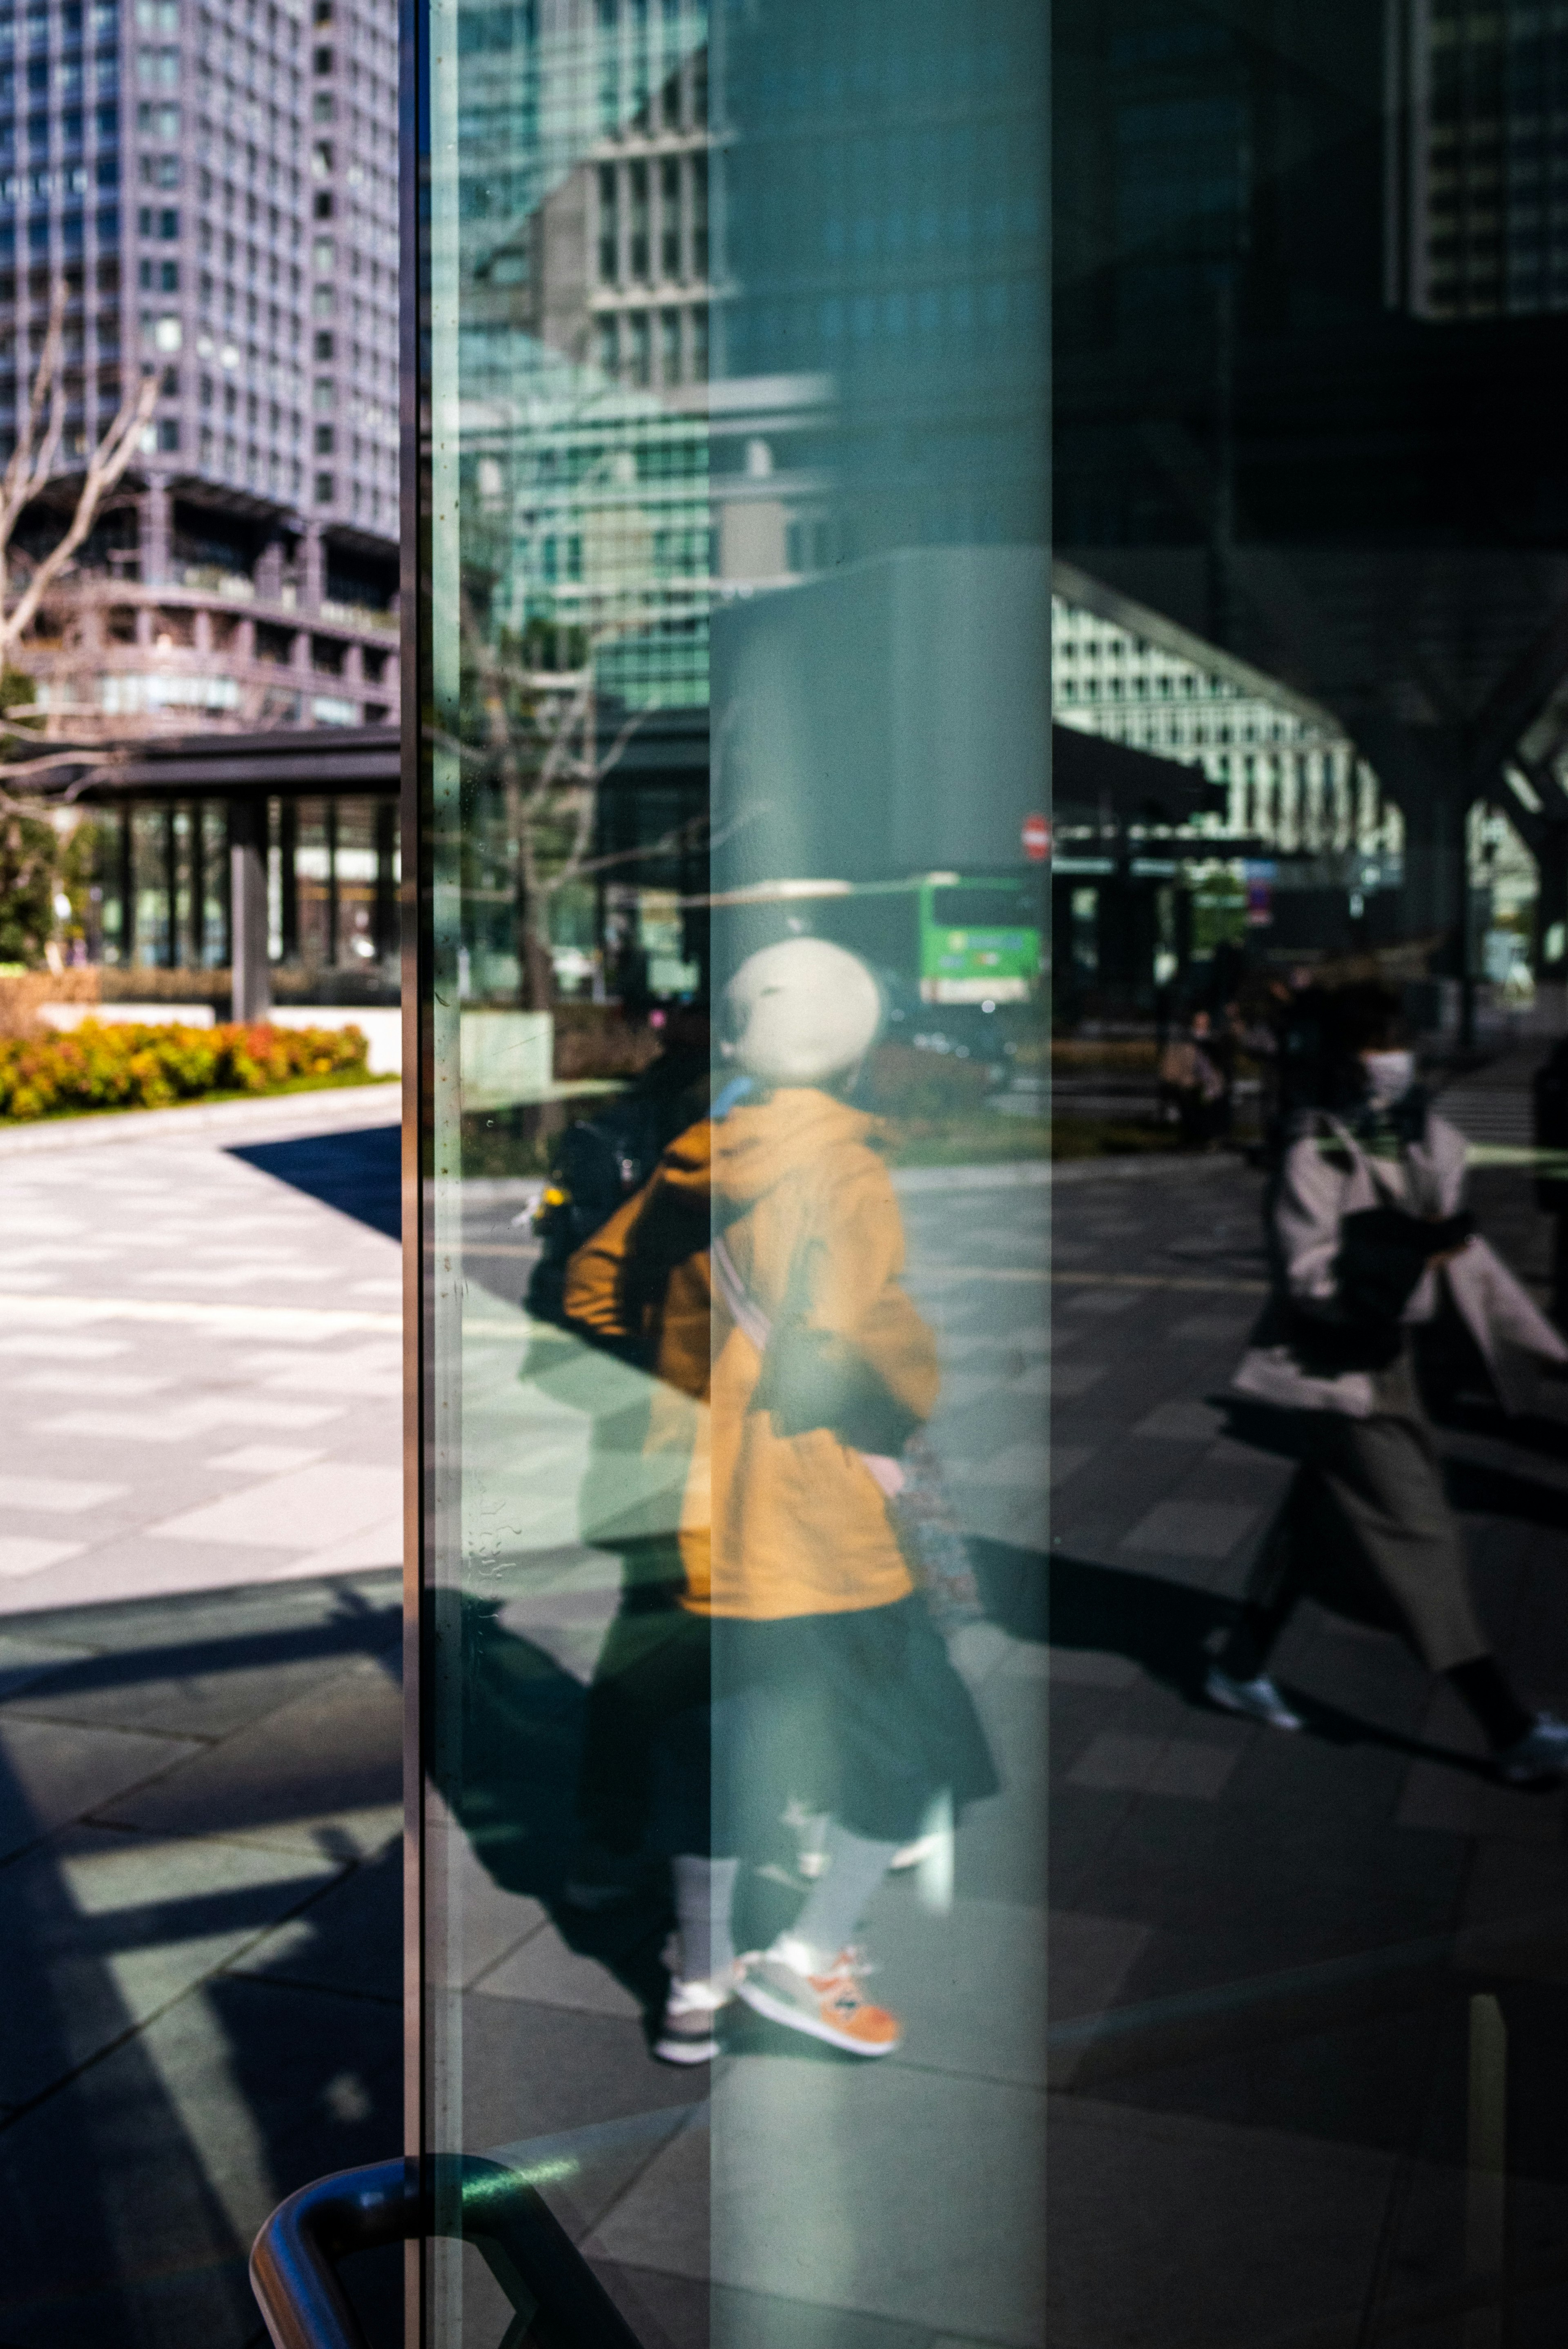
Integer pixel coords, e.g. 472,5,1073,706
722,937,883,1087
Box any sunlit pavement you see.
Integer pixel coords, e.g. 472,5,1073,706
451,1077,1568,2349
0,1089,403,1614
0,1093,405,2349
1039,1109,1568,2349
3,1075,1567,2347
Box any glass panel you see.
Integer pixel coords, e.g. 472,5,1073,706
417,0,1048,2343
334,798,379,968
130,803,170,966
293,795,333,971
413,0,1568,2343
198,800,229,967
1045,5,1568,2345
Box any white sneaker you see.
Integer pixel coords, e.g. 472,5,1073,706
889,1832,944,1872
1497,1712,1568,1786
653,1971,735,2066
1204,1665,1304,1732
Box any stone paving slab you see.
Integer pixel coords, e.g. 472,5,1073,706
4,1080,1567,2349
0,1099,407,2349
0,1103,403,1619
0,1080,401,1157
0,1570,405,2349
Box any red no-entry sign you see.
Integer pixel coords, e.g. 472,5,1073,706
1022,812,1051,863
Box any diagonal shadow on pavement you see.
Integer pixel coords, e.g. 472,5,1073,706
229,1122,402,1241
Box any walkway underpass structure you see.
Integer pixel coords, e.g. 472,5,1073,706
1055,0,1568,1003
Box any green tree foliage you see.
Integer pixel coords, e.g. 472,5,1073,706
0,795,58,966
0,705,97,967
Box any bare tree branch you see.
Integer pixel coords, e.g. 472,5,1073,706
0,269,163,688
0,367,160,666
0,278,67,632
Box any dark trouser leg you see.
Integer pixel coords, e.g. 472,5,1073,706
1446,1657,1532,1753
1310,1386,1487,1672
1308,1378,1533,1749
1217,1483,1305,1678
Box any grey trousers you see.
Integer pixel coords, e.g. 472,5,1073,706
1245,1352,1487,1673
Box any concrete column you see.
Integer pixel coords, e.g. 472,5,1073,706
1538,825,1568,976
302,523,325,612
290,627,312,720
1354,719,1472,951
256,539,284,602
1399,783,1468,946
229,795,271,1020
139,480,172,587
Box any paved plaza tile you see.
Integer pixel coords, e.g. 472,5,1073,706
0,1103,403,1617
0,1100,408,2349
1,1087,1565,2348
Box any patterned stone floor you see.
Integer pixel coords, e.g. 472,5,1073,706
5,1073,1568,2349
0,1096,406,2349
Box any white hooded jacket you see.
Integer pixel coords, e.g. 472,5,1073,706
1232,1109,1568,1418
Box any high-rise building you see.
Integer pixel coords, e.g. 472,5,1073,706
1385,0,1568,321
455,0,717,717
443,0,1049,1005
0,0,399,732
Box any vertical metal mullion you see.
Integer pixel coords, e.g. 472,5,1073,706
119,802,135,965
280,797,300,961
427,0,466,2245
221,802,234,973
399,0,426,2285
189,799,206,967
326,796,341,965
162,801,177,967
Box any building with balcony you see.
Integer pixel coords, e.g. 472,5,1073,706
0,0,398,734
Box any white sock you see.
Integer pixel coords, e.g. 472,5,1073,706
780,1820,899,1966
672,1853,739,1985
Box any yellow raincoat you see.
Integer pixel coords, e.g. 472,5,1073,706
564,1087,938,1621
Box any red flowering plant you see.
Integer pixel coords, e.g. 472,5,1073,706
0,1020,370,1121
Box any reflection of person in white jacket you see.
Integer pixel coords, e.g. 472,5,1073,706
1212,983,1568,1783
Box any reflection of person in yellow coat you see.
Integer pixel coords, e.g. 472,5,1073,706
565,939,996,2064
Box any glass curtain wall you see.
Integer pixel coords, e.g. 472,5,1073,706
412,2,1048,2344
413,2,1568,2346
94,796,401,988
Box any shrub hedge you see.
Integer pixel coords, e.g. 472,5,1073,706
0,1019,371,1122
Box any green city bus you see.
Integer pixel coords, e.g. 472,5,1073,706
916,873,1043,1005
700,870,1045,1012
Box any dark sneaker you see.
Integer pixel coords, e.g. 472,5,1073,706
653,1974,734,2066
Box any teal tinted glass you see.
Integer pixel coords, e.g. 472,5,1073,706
414,0,1048,2340
418,5,1568,2345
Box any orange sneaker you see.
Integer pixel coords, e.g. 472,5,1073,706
735,1941,902,2057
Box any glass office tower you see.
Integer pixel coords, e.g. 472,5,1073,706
404,5,1568,2348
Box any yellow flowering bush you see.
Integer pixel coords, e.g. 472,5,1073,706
0,1020,371,1122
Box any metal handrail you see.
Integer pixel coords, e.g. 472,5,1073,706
250,2155,646,2349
